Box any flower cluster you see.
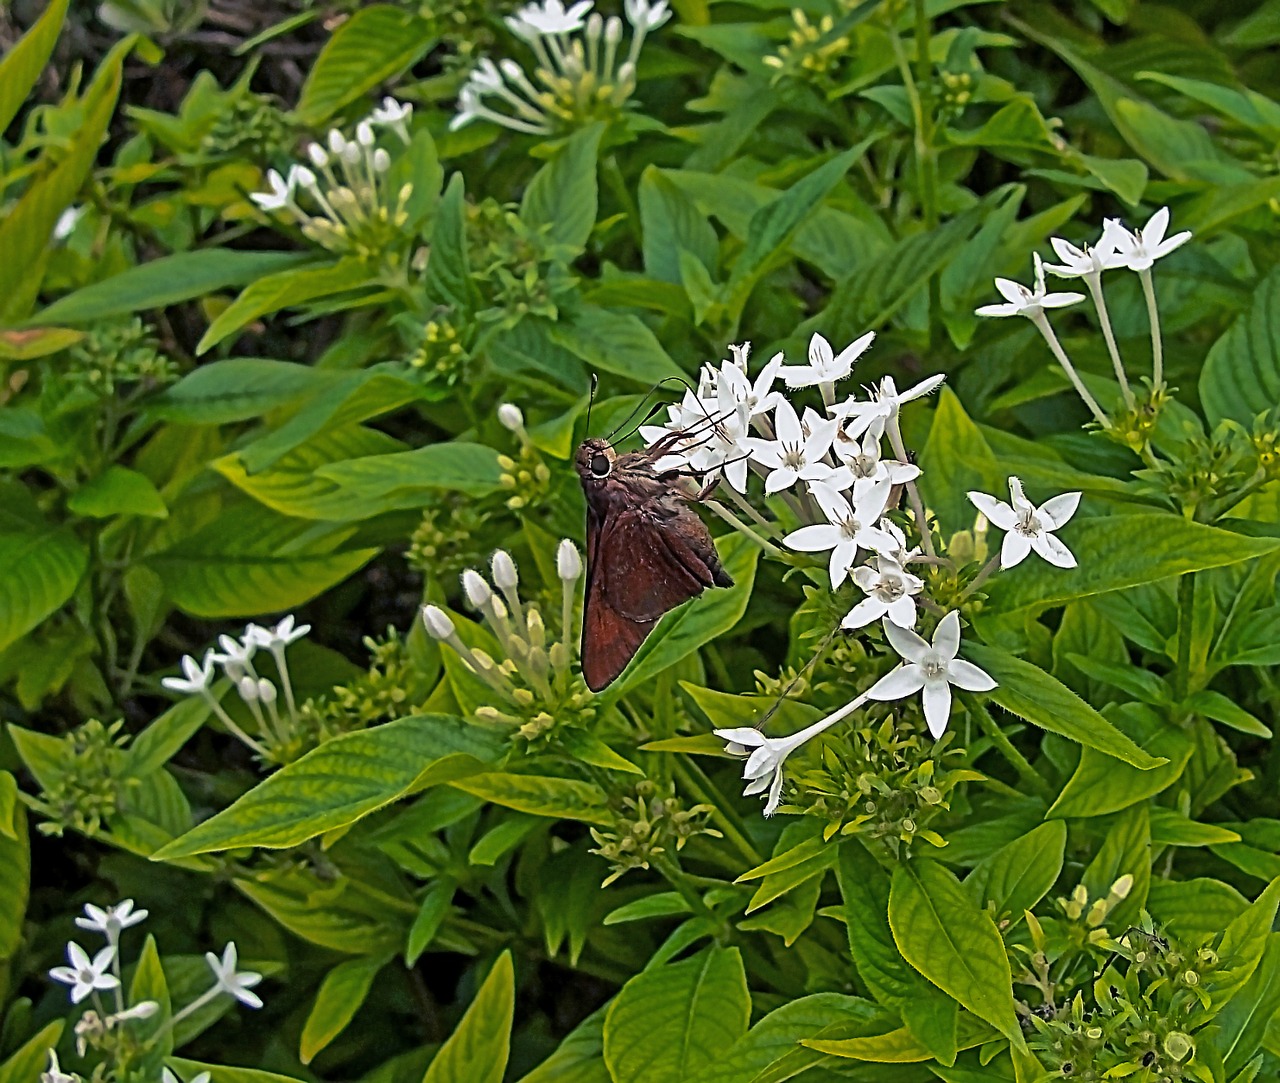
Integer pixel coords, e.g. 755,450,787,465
249,98,414,258
44,900,262,1082
422,540,595,743
162,616,311,764
977,206,1192,436
452,0,671,134
589,780,721,886
635,331,1081,816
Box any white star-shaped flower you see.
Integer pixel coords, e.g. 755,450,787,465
1042,234,1125,280
209,633,256,678
832,374,946,439
1103,206,1192,272
506,0,593,37
975,253,1086,319
843,556,924,630
826,427,921,490
74,900,148,943
161,652,216,696
205,943,264,1009
717,351,783,419
246,615,311,652
49,942,120,1004
42,1050,77,1083
783,479,893,587
967,477,1081,569
745,399,837,493
249,168,296,212
624,0,672,30
714,716,832,816
780,331,874,390
866,612,996,738
370,96,412,126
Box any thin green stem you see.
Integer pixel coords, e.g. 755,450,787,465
673,758,763,866
1139,268,1164,389
1085,275,1134,409
704,499,787,558
959,552,1003,602
967,696,1053,803
1031,313,1111,428
887,414,936,558
1175,572,1195,702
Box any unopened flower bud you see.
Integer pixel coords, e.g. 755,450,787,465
1109,874,1134,900
527,608,546,648
497,403,525,431
558,539,582,581
500,59,525,82
238,676,259,703
373,148,391,172
422,604,455,640
492,550,518,590
605,14,623,43
356,120,375,146
257,679,277,705
461,569,492,608
307,143,329,168
294,166,317,189
327,129,347,155
1163,1032,1192,1062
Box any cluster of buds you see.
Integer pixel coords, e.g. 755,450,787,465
763,10,853,85
44,901,262,1082
452,0,672,135
496,403,554,512
34,719,132,838
161,616,311,764
588,780,721,885
1056,875,1136,946
422,541,593,742
249,98,414,258
296,630,424,746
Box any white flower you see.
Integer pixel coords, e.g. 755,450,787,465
74,900,148,942
780,331,874,389
714,717,830,816
624,0,671,31
422,604,456,640
42,1050,77,1083
163,1068,212,1083
827,427,921,490
246,615,310,652
106,1000,160,1023
507,0,593,36
371,97,412,126
497,403,525,431
1103,207,1191,272
450,85,485,131
205,943,264,1009
210,633,256,679
842,557,924,630
975,253,1085,319
49,942,120,1004
557,539,582,581
875,517,920,568
249,168,295,212
783,480,893,588
161,651,215,695
491,550,519,590
717,352,783,419
833,374,946,439
866,612,996,738
745,399,837,493
1042,234,1125,279
967,477,1081,569
53,206,86,241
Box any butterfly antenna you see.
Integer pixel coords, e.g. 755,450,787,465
752,624,844,731
585,373,598,436
606,376,700,443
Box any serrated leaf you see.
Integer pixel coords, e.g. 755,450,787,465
300,955,386,1064
603,946,750,1083
889,859,1024,1049
296,6,436,125
1201,265,1280,428
151,714,502,857
422,952,514,1083
520,124,605,253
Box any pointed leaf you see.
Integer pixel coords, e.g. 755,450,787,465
422,952,515,1083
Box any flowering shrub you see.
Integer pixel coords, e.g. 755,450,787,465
3,2,1280,1082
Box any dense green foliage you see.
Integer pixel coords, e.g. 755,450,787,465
3,0,1280,1081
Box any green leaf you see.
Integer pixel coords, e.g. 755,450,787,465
521,124,606,253
837,844,958,1064
32,251,311,326
151,714,502,857
449,773,611,824
129,934,173,1067
606,534,759,699
984,515,1280,614
0,789,28,968
145,503,376,618
147,359,327,424
1201,265,1280,428
315,441,505,503
964,643,1164,769
603,946,751,1083
0,0,68,134
603,893,692,926
1081,805,1150,928
1186,689,1273,738
517,1007,609,1083
965,821,1066,922
1218,935,1280,1077
804,1013,997,1063
0,326,84,361
889,859,1024,1049
68,465,168,520
300,955,387,1064
425,173,473,311
638,166,719,284
0,1022,64,1083
423,952,514,1083
296,5,436,125
127,699,211,776
1205,877,1280,1018
0,41,124,322
166,1058,308,1083
0,484,89,651
920,387,1004,535
550,307,686,386
197,259,374,354
406,879,456,965
1048,704,1193,818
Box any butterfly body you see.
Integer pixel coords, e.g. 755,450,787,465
576,436,732,691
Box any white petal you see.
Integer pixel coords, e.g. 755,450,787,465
714,727,765,747
932,611,961,659
774,398,802,444
886,594,918,629
897,373,946,403
1031,531,1077,569
842,597,886,629
975,302,1022,318
948,658,997,692
784,524,842,553
967,491,1017,531
1001,530,1033,569
1143,205,1170,248
762,770,786,816
922,680,953,739
866,664,926,701
1039,291,1085,309
883,618,930,664
1037,491,1081,529
765,467,798,493
994,277,1026,305
808,333,834,371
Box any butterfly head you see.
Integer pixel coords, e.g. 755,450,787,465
576,437,617,482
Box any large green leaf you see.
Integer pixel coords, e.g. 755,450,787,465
1081,805,1150,929
603,946,751,1083
1205,877,1280,1019
888,860,1023,1049
521,124,605,253
550,307,686,385
147,359,328,424
0,41,123,322
1200,265,1280,427
0,0,69,133
964,644,1163,769
32,251,311,326
638,167,719,285
1218,934,1280,1077
965,821,1065,922
0,484,88,651
0,784,28,983
0,1022,63,1083
151,714,502,858
517,1007,610,1083
606,535,759,699
315,441,505,503
804,1014,997,1064
920,388,1004,536
422,953,515,1083
296,5,436,125
449,773,611,824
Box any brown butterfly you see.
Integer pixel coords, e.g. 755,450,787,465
575,432,733,691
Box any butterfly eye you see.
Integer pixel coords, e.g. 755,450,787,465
590,452,611,477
